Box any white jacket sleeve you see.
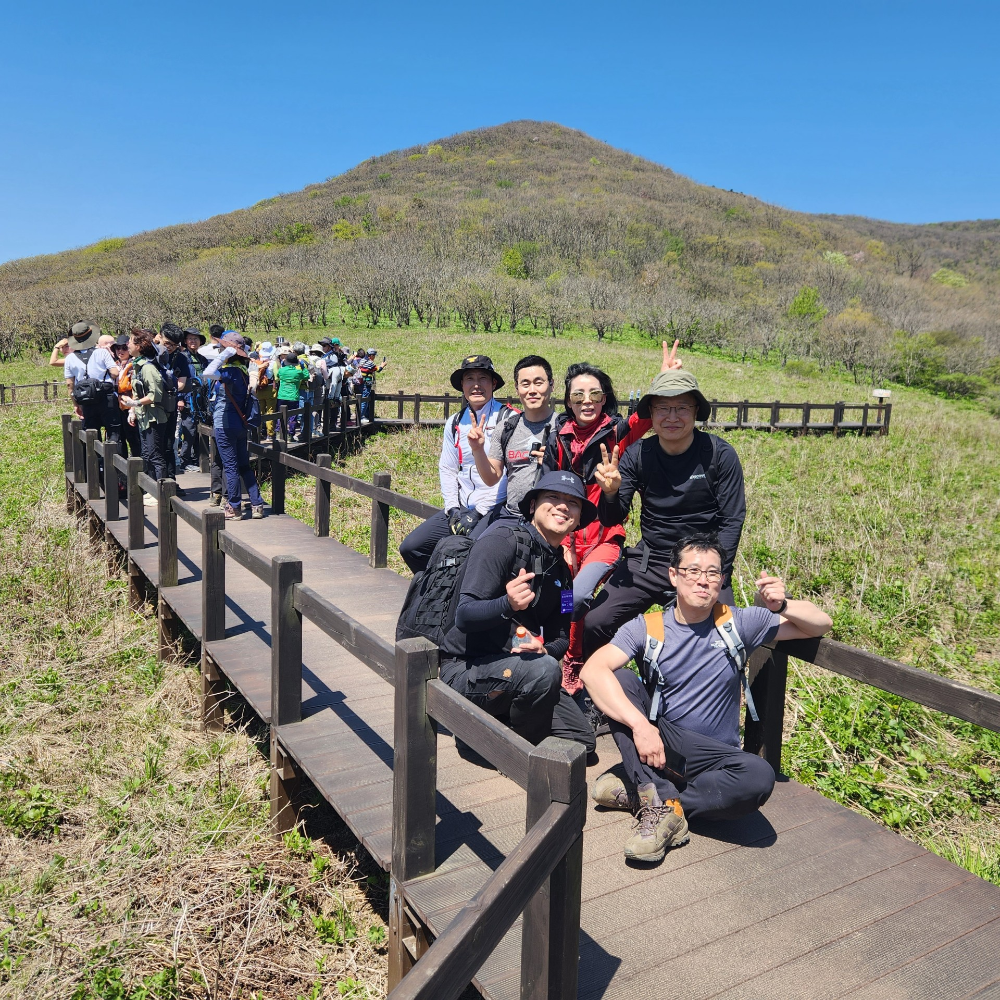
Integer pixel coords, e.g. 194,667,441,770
439,419,459,512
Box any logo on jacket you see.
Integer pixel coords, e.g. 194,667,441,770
689,473,707,480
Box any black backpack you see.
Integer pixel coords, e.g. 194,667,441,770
155,354,180,413
395,523,547,649
71,349,113,405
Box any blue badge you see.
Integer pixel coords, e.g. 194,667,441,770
560,589,574,614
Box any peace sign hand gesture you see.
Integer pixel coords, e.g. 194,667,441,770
661,339,683,371
594,443,621,497
467,408,489,451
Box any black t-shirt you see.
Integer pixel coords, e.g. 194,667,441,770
439,523,571,663
162,348,193,383
598,430,746,575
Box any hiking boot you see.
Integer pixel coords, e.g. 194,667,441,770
251,504,265,520
575,691,610,737
592,771,634,811
209,492,223,507
222,501,240,520
623,784,689,863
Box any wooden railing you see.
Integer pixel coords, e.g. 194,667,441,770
64,414,1000,999
0,379,65,405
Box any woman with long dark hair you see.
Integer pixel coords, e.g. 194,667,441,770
203,332,266,520
119,328,168,506
542,343,682,704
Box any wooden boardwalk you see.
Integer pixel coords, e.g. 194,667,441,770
72,465,1000,999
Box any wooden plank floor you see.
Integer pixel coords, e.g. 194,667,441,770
78,470,1000,999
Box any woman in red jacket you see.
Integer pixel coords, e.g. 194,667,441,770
543,343,681,700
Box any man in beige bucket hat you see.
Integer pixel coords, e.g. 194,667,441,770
579,367,747,659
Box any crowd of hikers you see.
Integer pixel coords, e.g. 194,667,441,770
396,347,833,864
53,321,386,520
54,319,834,865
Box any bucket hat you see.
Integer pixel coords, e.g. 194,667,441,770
68,321,101,352
636,370,711,422
518,470,598,528
449,354,505,392
183,327,206,345
220,331,248,358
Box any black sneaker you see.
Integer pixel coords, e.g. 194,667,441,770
574,691,610,737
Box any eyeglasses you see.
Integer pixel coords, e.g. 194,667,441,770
650,404,695,417
569,389,605,404
675,566,723,582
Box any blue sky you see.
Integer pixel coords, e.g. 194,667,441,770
1,0,997,264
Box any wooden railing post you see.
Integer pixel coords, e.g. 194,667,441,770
105,440,120,523
199,426,210,474
280,403,289,442
801,402,811,434
314,453,332,537
157,480,179,589
743,648,789,774
270,555,303,833
389,637,439,990
201,508,227,731
71,419,85,484
413,393,422,426
127,457,145,551
370,471,391,569
61,413,74,476
270,439,287,515
770,400,780,430
520,738,586,1000
85,429,100,501
303,399,313,448
833,400,844,436
882,403,892,435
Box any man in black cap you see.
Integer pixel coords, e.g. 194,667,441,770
159,324,193,487
399,355,513,573
178,328,207,471
438,470,598,752
582,369,747,660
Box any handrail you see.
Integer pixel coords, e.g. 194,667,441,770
218,530,271,583
774,636,1000,734
113,453,129,475
170,496,204,533
387,799,578,1000
137,470,158,495
293,584,395,685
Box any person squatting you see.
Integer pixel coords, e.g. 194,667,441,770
398,347,832,865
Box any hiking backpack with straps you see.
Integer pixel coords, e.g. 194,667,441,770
70,348,115,405
640,604,759,723
395,523,550,649
154,354,180,413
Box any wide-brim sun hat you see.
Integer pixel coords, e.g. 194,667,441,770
518,470,598,528
220,331,249,358
636,370,711,422
68,321,101,352
183,327,207,345
449,354,505,392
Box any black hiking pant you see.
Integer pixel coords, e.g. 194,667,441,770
610,668,774,821
400,509,453,574
582,545,733,661
441,651,596,754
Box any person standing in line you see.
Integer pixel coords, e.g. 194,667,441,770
274,349,310,440
158,324,192,493
398,356,510,574
119,328,168,507
202,333,266,520
178,328,207,472
113,335,142,458
320,339,345,431
49,337,70,368
254,342,277,440
63,321,102,423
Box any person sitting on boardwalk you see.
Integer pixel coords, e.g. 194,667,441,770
581,369,747,662
203,332,266,520
581,532,832,863
399,355,511,574
438,471,599,754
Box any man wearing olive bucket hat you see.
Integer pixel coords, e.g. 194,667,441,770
580,369,746,660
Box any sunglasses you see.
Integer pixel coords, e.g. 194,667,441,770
569,389,605,404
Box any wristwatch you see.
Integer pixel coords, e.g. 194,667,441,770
777,598,788,614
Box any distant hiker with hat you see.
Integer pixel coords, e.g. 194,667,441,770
319,338,345,430
203,332,266,520
437,470,600,753
581,532,831,863
354,347,386,424
581,367,747,662
63,321,103,420
399,355,512,574
274,349,310,439
120,328,169,505
253,342,277,439
178,328,208,471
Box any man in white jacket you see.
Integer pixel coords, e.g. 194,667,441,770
400,355,510,573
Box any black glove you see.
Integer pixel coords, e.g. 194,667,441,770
448,508,482,537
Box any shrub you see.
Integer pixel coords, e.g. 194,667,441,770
931,267,969,288
784,359,820,378
932,372,989,398
823,251,849,267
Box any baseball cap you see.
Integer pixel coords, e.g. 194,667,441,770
518,470,598,527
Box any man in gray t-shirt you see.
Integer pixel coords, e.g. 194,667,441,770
579,532,832,864
468,354,557,535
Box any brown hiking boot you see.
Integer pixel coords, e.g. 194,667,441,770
623,784,689,863
592,771,634,811
251,504,265,520
209,492,223,507
222,501,240,520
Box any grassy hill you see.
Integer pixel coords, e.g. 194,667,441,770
2,121,999,404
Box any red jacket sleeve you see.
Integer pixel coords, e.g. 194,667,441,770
616,411,652,452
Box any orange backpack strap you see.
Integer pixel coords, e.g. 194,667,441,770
642,611,667,721
711,603,757,722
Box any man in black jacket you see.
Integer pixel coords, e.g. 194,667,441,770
582,370,746,659
438,470,598,753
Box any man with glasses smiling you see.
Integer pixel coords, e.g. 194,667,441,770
580,533,831,862
581,369,747,662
